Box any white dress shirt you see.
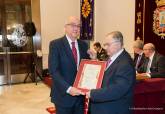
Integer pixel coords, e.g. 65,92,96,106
66,35,80,69
146,52,155,77
106,48,124,70
66,35,80,94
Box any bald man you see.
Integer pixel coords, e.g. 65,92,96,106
48,16,90,114
137,43,165,78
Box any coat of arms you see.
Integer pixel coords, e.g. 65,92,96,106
153,0,165,39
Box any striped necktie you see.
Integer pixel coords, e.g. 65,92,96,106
106,58,111,68
135,54,142,69
71,42,77,64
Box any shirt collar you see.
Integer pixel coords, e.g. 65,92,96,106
149,51,155,61
139,52,143,56
66,34,77,45
110,48,124,61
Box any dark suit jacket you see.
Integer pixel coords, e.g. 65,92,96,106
48,36,89,107
137,52,165,78
134,53,146,71
90,50,136,114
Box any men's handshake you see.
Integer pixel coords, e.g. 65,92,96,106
68,87,91,98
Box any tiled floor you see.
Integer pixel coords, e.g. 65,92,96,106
0,83,54,114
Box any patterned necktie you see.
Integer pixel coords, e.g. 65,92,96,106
106,58,111,68
71,42,77,64
135,54,142,69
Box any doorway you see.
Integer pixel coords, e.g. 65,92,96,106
0,0,34,85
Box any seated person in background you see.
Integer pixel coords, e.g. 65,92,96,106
133,39,145,71
137,43,165,78
93,42,108,61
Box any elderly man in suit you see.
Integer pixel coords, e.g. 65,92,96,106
137,43,165,78
133,39,145,71
86,31,136,114
48,16,95,114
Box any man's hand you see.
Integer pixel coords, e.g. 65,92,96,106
87,49,97,60
69,87,85,96
136,73,150,80
137,73,148,77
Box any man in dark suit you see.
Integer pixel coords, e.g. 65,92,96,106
133,39,145,71
86,31,136,114
48,16,91,114
137,43,165,78
93,42,108,61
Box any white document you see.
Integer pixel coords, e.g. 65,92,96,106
78,64,101,90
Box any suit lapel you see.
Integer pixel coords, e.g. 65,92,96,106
62,36,77,67
77,40,83,61
134,54,138,63
105,50,126,72
105,58,119,74
103,55,120,86
151,53,157,68
102,50,126,86
139,54,145,67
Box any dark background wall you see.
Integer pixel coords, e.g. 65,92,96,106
135,0,165,55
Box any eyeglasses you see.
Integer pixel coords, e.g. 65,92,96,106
103,41,120,47
66,23,81,28
143,49,152,51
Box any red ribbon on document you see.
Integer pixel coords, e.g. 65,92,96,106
84,96,89,114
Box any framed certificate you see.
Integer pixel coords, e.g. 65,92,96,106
73,59,107,92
